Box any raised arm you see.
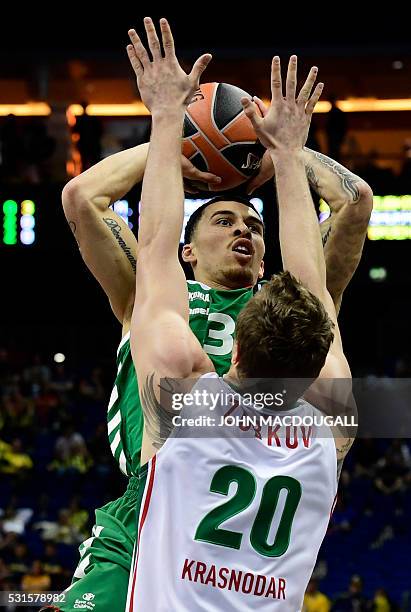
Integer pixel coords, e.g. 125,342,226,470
242,56,353,460
128,19,213,414
242,56,327,300
247,105,373,313
62,144,147,326
62,124,220,331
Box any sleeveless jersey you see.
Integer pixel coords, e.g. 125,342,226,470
127,373,337,612
106,280,265,477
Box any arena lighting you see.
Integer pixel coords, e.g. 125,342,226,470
1,99,411,118
337,99,411,112
54,353,66,363
2,199,36,246
369,267,387,282
112,200,133,229
67,99,411,117
368,195,411,240
3,199,18,245
0,103,51,116
68,102,150,116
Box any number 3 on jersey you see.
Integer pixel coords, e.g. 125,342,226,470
203,313,235,356
195,465,302,558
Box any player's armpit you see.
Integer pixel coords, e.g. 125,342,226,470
62,181,137,324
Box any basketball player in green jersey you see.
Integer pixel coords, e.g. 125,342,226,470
58,29,372,612
127,24,351,609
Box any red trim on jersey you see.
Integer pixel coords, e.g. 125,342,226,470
128,455,157,612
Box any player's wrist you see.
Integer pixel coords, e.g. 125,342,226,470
269,147,305,164
151,108,186,123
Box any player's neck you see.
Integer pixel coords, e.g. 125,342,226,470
223,365,241,387
193,272,252,291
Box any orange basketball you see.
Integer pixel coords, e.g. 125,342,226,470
182,82,264,192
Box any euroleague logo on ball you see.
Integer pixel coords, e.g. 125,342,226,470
190,88,205,105
242,153,262,172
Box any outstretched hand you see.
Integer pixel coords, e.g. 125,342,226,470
241,55,323,153
127,17,212,116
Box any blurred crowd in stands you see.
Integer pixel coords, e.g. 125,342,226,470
1,344,411,610
0,346,122,610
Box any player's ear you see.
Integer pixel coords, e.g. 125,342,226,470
258,259,265,279
182,243,196,264
232,341,240,366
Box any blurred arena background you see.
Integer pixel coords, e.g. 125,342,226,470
0,11,411,611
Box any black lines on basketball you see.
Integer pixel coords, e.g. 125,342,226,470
213,83,249,131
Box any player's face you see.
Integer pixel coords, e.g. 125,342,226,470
182,201,265,289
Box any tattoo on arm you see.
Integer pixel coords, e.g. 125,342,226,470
140,373,176,450
322,224,332,247
306,165,320,191
103,218,136,272
336,438,354,480
305,149,361,203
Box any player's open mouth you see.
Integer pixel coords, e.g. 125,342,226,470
232,238,254,264
232,239,253,255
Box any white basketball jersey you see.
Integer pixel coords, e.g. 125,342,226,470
127,373,337,611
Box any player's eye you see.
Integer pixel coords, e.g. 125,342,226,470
216,218,232,226
249,224,262,234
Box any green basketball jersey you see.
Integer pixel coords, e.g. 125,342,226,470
106,280,265,477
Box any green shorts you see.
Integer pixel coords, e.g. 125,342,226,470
57,476,139,612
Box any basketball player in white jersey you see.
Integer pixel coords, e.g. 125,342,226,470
126,18,353,611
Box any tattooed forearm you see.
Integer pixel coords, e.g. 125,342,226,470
305,149,361,203
140,373,175,450
103,218,136,272
337,438,354,456
336,438,354,480
322,224,332,247
305,165,320,191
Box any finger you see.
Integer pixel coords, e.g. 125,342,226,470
305,82,324,115
143,16,162,60
189,53,212,85
159,17,175,58
271,56,282,102
286,55,298,102
241,98,263,132
126,44,143,77
193,170,222,185
297,66,318,105
128,29,150,68
253,96,269,117
182,156,222,185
